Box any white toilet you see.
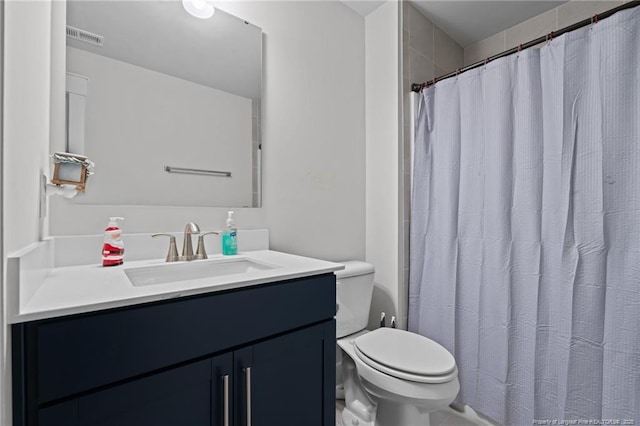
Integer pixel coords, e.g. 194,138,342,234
335,261,460,426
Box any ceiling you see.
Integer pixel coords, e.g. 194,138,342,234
342,0,568,48
342,0,387,16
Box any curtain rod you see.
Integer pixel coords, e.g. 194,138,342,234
411,0,640,92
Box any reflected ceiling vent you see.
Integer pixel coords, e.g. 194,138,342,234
66,25,103,47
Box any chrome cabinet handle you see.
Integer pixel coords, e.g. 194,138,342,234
222,374,229,426
244,367,252,426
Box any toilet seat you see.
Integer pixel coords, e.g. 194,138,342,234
353,328,457,384
338,330,460,406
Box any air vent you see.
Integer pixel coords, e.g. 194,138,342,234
66,25,103,47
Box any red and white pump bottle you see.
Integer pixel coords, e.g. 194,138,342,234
102,217,125,267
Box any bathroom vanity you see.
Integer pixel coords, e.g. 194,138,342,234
9,242,340,426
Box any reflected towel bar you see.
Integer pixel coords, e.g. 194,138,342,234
164,166,232,178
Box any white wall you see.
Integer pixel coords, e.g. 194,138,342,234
365,1,400,328
2,2,55,424
0,1,4,422
50,1,66,203
211,1,367,261
67,47,253,207
4,4,51,253
50,1,366,263
3,1,366,421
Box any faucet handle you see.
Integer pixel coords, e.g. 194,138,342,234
195,231,221,260
152,233,179,262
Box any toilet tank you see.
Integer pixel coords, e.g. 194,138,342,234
335,261,375,338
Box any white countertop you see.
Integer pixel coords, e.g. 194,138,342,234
10,250,343,323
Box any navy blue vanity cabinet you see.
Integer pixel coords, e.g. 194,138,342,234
12,273,336,426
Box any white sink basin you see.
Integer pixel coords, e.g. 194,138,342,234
125,257,278,287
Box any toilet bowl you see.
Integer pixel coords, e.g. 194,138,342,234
338,329,459,426
336,261,459,426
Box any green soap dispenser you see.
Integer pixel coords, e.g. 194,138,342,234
222,211,238,255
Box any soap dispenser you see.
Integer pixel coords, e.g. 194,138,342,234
102,217,125,266
222,211,237,255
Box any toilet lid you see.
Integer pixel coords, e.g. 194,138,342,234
354,328,456,378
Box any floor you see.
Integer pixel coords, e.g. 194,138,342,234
335,400,496,426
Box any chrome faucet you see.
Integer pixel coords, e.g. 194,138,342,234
180,222,201,261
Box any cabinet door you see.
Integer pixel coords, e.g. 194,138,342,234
235,322,335,426
39,400,78,426
76,355,229,426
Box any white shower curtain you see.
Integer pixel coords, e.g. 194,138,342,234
409,7,640,425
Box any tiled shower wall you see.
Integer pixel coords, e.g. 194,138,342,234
464,0,627,66
402,3,464,91
399,2,464,327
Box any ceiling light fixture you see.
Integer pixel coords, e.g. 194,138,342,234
182,0,215,19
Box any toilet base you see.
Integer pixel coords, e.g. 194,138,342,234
342,407,374,426
375,400,431,426
341,401,432,426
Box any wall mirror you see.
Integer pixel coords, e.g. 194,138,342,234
64,1,262,207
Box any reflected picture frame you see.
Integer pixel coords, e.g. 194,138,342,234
51,152,90,193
